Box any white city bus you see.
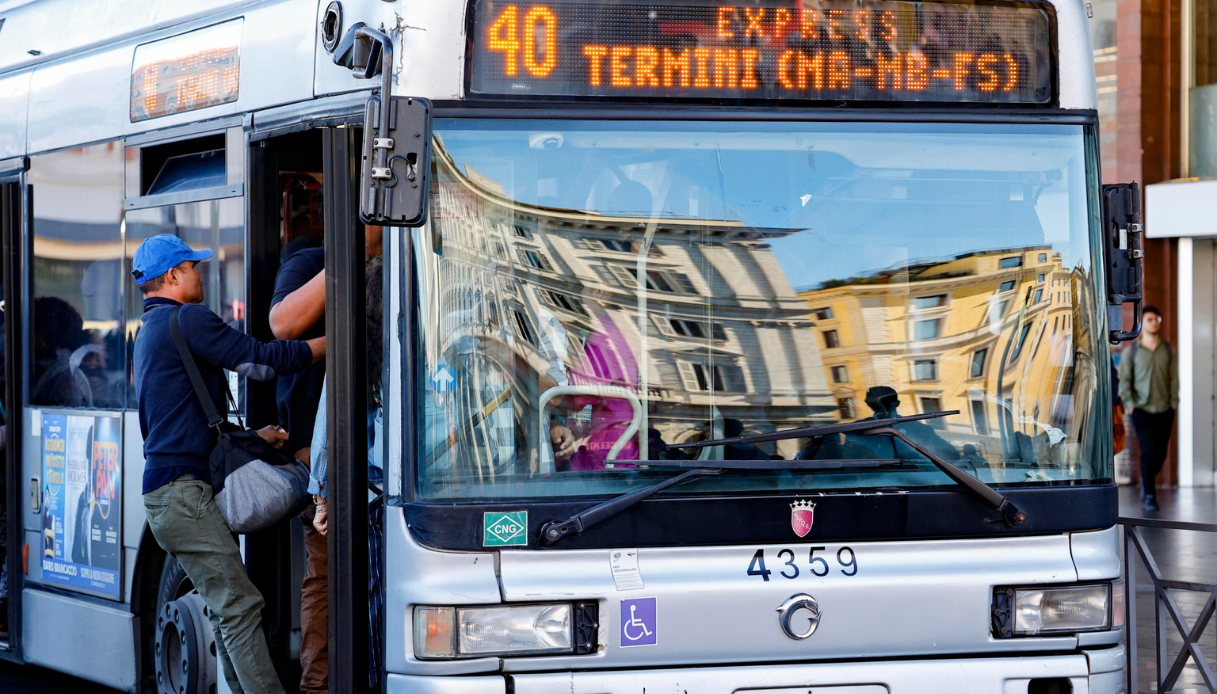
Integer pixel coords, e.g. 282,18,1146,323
0,0,1145,692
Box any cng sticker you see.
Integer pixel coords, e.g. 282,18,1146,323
483,511,528,547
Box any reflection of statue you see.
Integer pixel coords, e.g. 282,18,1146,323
863,386,900,419
721,419,781,460
807,385,960,463
857,386,959,462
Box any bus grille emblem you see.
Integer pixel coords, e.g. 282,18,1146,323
777,594,822,640
791,500,816,538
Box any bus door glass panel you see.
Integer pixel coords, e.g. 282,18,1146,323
30,144,125,410
413,120,1103,500
124,198,247,412
29,143,127,600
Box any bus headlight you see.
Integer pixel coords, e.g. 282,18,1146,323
414,602,597,659
993,583,1115,637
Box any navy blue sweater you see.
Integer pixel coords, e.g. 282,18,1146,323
271,247,326,456
134,298,314,493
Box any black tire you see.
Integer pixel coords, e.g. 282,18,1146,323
153,557,217,694
155,555,190,610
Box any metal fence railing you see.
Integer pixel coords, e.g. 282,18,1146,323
1123,515,1217,692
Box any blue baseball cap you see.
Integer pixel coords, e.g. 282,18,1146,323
131,235,213,285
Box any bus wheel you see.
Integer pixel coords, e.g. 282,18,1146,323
154,558,217,694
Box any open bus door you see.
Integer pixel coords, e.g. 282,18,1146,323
321,20,432,692
323,93,430,693
0,164,25,663
321,124,370,694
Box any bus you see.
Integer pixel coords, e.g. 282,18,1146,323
0,0,1145,692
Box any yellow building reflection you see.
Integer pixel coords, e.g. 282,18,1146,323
799,247,1095,466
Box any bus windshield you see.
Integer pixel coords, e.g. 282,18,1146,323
413,118,1105,500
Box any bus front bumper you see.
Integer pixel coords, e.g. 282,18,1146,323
386,645,1126,693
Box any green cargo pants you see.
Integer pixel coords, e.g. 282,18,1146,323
144,478,286,694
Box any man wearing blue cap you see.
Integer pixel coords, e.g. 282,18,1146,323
132,234,324,694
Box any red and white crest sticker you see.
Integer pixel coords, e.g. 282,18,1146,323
790,500,816,538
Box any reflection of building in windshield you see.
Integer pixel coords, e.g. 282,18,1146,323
799,247,1095,463
422,140,838,476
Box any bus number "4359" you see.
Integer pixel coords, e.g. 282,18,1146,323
747,547,859,582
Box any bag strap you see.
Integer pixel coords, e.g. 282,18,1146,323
169,307,226,431
221,379,242,427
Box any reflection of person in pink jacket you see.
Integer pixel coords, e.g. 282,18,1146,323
562,315,640,471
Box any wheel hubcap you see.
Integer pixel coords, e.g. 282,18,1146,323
154,592,215,694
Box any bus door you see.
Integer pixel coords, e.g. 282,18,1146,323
246,101,368,691
255,116,372,692
250,96,429,690
244,88,428,690
0,161,26,661
245,120,331,688
321,122,372,693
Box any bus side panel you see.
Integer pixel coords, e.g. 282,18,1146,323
312,0,467,101
237,2,317,110
1056,0,1099,110
383,505,503,677
0,0,250,73
21,588,137,691
26,0,317,154
0,72,30,161
26,46,131,156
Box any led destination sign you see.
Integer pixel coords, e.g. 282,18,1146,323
469,0,1054,104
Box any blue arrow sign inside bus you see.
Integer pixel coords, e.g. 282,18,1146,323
431,364,456,393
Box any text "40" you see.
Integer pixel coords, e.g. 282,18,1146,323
488,5,558,78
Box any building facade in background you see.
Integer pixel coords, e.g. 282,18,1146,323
1089,0,1201,485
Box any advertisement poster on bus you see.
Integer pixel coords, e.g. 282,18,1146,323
40,414,122,599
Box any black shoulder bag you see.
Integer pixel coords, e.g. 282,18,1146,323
169,308,310,533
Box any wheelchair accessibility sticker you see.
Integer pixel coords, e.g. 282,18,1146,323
619,597,657,647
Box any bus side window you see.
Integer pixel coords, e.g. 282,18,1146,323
29,143,126,410
125,198,247,412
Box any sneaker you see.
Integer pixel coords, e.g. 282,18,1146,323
1143,497,1160,513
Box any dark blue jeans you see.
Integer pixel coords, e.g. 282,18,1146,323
1131,408,1175,499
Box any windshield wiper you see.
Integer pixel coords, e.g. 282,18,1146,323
538,458,902,545
669,411,1027,528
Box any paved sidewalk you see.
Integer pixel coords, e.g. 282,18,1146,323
1121,485,1217,693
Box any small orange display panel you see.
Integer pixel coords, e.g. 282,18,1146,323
468,0,1054,104
130,20,242,122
